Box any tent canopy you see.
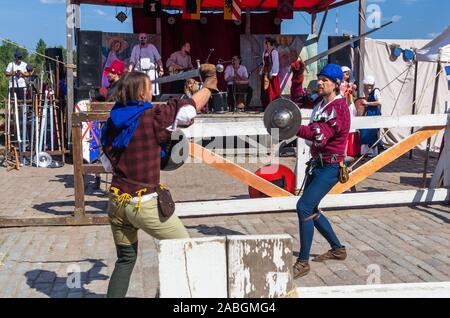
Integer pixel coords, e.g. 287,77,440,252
72,0,339,13
416,25,450,63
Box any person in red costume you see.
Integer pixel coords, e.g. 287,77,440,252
293,64,350,279
260,37,280,110
290,58,307,104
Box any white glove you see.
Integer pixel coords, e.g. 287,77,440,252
169,105,197,131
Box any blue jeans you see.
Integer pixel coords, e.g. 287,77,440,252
296,163,343,261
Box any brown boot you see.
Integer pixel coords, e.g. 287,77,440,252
293,260,310,279
312,246,347,262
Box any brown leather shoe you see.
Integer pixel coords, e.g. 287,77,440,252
293,260,310,279
312,247,347,262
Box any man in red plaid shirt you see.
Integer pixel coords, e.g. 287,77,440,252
102,65,218,298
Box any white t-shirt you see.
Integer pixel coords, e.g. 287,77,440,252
130,44,161,70
6,61,28,88
224,65,249,85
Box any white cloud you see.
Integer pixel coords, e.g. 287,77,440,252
392,15,402,22
94,9,106,16
368,0,386,3
40,0,65,4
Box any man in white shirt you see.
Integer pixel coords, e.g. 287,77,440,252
5,52,29,100
128,33,164,96
224,55,253,112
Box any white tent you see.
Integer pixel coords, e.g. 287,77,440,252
416,26,450,63
363,26,450,153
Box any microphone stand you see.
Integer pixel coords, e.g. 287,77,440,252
205,49,214,64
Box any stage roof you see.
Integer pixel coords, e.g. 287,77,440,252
72,0,343,13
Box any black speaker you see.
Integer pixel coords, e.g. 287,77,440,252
75,86,92,103
328,36,352,68
45,48,65,79
77,31,102,88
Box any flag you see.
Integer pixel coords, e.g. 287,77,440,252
277,0,294,20
224,0,241,21
182,0,201,20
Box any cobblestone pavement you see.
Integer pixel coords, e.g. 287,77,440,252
0,152,449,297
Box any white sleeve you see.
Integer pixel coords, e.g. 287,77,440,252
271,50,279,77
152,45,161,62
130,46,138,65
224,66,233,82
6,62,12,73
241,66,249,79
374,89,382,102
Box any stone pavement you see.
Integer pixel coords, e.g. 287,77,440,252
0,152,449,297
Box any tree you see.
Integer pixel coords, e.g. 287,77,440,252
33,39,47,67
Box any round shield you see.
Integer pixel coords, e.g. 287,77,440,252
263,98,302,141
160,130,189,171
37,152,53,168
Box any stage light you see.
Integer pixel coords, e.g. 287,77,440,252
274,17,281,25
234,19,242,26
116,11,128,23
200,17,208,24
403,49,415,62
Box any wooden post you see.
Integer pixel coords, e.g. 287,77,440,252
72,114,85,218
295,138,309,194
409,58,419,159
66,0,75,150
357,0,366,97
443,115,450,188
245,8,251,35
311,13,317,35
422,62,442,188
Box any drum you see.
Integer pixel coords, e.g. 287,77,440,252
209,92,228,113
355,97,367,116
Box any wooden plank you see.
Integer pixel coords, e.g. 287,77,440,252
174,189,450,217
329,127,444,194
444,124,450,187
227,235,294,298
297,282,450,298
350,114,447,130
189,143,293,197
82,164,106,174
158,237,227,298
72,121,85,217
430,153,445,189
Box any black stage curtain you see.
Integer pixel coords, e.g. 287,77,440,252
132,9,280,92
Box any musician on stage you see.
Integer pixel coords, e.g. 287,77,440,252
293,64,349,279
260,37,280,110
5,52,30,101
224,55,253,112
128,33,163,96
101,64,218,298
166,42,194,94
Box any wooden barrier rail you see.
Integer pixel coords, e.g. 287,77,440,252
0,102,448,227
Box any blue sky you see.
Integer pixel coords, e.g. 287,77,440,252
0,0,448,52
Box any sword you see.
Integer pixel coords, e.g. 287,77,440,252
153,64,224,85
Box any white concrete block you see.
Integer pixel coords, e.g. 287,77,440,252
158,237,227,298
227,234,294,298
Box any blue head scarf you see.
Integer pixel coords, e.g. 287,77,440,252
101,100,153,149
318,64,344,84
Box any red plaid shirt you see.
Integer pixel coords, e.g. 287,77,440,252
104,98,196,195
